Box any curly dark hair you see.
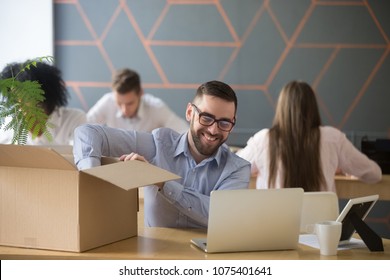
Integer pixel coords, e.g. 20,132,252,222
1,60,69,115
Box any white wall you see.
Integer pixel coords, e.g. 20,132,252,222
0,0,53,71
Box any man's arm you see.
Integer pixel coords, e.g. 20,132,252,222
159,163,251,227
86,94,112,124
73,124,156,170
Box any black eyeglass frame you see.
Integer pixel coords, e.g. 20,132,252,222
190,103,235,132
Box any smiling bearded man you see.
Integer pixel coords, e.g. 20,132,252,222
73,80,251,229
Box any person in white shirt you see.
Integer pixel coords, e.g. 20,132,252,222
87,68,188,133
0,61,86,145
237,80,382,192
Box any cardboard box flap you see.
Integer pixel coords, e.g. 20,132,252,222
0,144,76,170
41,145,73,155
81,160,181,191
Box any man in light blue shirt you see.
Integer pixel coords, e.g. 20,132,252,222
73,80,251,228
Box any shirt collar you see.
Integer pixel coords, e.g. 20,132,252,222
174,133,188,158
173,132,223,166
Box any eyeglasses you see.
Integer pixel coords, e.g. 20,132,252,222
191,103,235,132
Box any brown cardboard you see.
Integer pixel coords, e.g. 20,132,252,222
0,144,180,252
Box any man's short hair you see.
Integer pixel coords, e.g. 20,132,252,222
195,80,238,113
112,68,141,95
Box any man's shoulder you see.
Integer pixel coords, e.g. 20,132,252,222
57,106,85,116
87,92,116,115
221,144,251,167
99,92,115,102
90,92,115,105
55,107,87,123
142,93,166,107
150,128,185,150
152,127,183,138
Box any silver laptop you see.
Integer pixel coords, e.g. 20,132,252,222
191,188,304,253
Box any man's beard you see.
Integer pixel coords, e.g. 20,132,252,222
190,119,226,157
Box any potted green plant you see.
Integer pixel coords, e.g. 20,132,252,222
0,57,53,144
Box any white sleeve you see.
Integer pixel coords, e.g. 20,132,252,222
0,128,13,144
158,104,188,133
87,94,111,124
337,133,382,184
236,130,268,175
67,110,87,145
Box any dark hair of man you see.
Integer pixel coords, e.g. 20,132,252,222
268,80,325,191
112,68,141,95
1,61,69,116
194,80,238,114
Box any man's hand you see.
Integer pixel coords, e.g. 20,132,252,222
119,152,148,163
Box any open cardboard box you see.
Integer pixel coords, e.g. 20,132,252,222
0,144,180,252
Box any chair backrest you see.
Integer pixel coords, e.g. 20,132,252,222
300,191,339,233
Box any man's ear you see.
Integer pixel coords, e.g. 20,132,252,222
185,103,193,122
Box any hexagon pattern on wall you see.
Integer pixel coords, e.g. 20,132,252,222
55,0,389,136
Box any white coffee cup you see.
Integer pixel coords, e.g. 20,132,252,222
315,221,342,256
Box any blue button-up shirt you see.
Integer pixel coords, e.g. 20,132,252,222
73,124,251,228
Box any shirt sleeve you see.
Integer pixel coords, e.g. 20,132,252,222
236,136,257,163
73,123,156,170
160,163,251,227
67,110,87,145
337,132,382,184
236,130,266,175
0,127,13,144
86,94,111,124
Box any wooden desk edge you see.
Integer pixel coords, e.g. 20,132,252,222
0,231,389,260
